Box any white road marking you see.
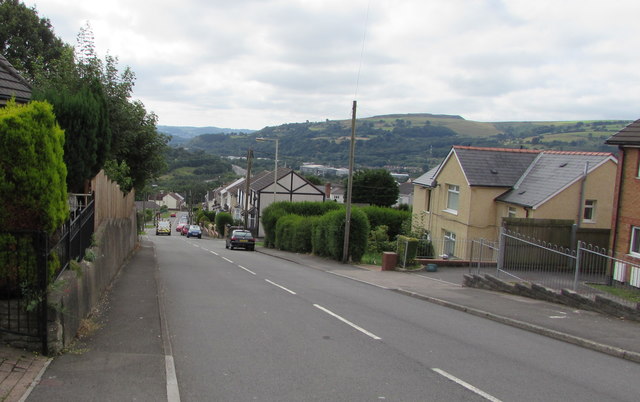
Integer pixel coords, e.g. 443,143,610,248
222,257,233,263
166,355,181,402
265,279,297,294
210,251,218,256
432,368,501,402
238,265,256,275
313,304,381,340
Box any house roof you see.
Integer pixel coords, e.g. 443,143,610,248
605,119,640,146
250,167,293,191
453,146,540,187
413,164,440,187
398,181,414,195
496,151,615,208
419,145,616,209
0,54,31,104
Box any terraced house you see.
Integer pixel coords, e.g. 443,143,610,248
412,146,617,259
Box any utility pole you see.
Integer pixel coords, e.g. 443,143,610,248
244,148,253,229
342,100,357,263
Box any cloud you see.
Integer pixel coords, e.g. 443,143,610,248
19,0,640,128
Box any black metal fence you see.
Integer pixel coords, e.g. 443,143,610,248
0,197,95,354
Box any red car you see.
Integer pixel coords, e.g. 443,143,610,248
181,224,189,236
176,222,188,232
170,213,176,217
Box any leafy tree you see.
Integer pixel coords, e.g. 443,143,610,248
347,169,399,208
0,0,69,82
0,101,67,232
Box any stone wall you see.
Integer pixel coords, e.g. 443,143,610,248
464,273,640,322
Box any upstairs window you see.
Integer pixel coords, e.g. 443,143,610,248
582,200,596,223
446,184,459,213
508,206,517,218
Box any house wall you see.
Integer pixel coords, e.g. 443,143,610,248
612,147,640,258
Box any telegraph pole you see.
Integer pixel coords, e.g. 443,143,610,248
342,100,357,263
244,148,253,229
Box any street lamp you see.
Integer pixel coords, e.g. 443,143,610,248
256,137,279,202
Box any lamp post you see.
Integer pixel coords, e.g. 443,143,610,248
256,137,279,202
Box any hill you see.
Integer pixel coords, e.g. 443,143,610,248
169,114,629,176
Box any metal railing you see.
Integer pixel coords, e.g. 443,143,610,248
0,196,95,354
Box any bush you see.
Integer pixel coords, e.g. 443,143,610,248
396,235,419,267
361,206,411,240
312,207,369,262
262,201,342,248
275,214,318,253
0,101,68,233
215,212,234,237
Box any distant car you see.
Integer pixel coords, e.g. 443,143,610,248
226,229,255,251
176,222,188,232
170,212,176,217
156,221,171,236
187,225,202,239
181,224,189,236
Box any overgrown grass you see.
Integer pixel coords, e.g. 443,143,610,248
590,284,640,303
361,251,382,266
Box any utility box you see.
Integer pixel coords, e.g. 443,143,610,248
381,252,398,271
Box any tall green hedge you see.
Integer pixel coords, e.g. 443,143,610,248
312,207,369,262
0,101,68,233
361,205,411,240
261,201,342,248
215,212,234,236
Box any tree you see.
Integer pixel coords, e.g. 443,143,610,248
348,169,399,208
0,0,69,82
0,101,67,232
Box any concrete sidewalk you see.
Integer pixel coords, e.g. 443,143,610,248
255,246,640,363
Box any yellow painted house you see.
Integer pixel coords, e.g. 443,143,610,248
412,146,618,259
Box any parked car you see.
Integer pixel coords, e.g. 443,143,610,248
170,212,176,217
156,221,171,236
187,225,202,239
181,224,190,236
226,229,255,250
176,222,188,232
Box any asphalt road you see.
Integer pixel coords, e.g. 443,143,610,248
153,230,640,402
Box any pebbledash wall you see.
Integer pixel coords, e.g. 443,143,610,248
47,171,138,353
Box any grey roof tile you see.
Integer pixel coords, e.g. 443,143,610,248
0,54,31,103
454,146,539,187
605,119,640,145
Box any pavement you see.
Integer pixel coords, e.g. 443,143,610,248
0,239,638,401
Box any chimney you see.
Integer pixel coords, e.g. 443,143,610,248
324,183,331,199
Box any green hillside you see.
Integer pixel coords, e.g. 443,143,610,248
179,114,629,177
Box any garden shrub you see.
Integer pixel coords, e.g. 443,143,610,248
0,101,68,233
275,214,318,253
215,212,234,237
312,207,369,262
361,206,411,240
396,235,419,267
262,201,342,248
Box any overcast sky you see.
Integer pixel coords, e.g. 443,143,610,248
22,0,640,130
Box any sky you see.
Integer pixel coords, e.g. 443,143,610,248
21,0,640,130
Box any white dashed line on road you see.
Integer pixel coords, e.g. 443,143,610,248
265,279,296,294
313,304,381,340
432,368,501,402
238,265,256,275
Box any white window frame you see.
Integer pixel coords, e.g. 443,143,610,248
445,184,459,214
443,230,456,257
507,206,516,218
631,226,640,258
582,199,596,223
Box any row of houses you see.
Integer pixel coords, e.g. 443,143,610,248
410,124,640,278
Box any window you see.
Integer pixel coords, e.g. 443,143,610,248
583,200,596,222
443,230,456,257
446,184,459,213
508,206,517,218
631,227,640,257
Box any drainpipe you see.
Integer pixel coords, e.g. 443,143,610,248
576,162,589,229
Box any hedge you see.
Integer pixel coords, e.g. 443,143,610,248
361,206,411,240
262,201,342,248
312,207,369,262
